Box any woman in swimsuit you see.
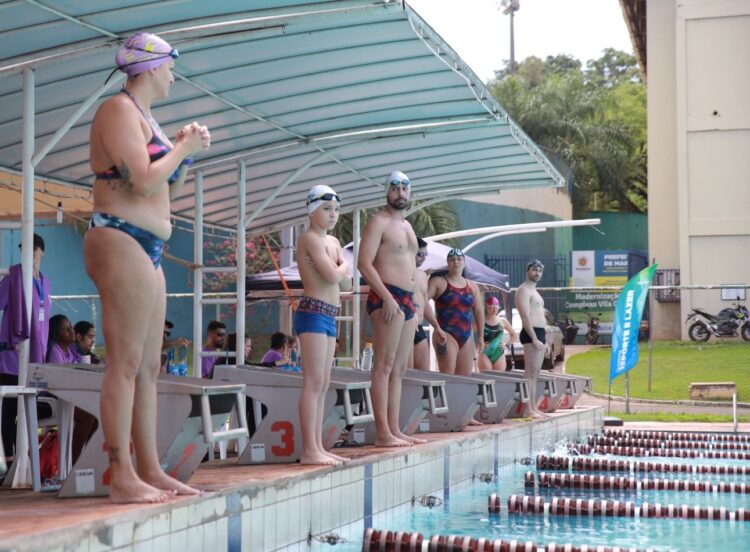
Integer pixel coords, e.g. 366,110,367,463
478,295,516,371
85,32,210,504
427,249,484,376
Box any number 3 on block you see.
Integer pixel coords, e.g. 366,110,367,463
271,420,295,456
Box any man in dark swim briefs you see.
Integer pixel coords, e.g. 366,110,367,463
515,259,549,418
358,170,426,447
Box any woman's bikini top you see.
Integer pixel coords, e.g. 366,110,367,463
94,88,192,185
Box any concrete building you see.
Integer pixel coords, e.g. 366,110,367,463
622,0,750,339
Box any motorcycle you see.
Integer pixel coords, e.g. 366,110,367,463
557,316,579,345
685,303,750,342
584,312,601,345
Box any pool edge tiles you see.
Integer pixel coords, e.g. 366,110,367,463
2,407,602,552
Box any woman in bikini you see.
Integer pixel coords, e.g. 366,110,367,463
85,32,210,503
478,295,516,371
427,249,484,376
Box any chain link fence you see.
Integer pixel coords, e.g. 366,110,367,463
532,284,750,421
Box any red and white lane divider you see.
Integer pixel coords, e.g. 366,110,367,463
603,430,750,443
588,445,750,460
536,454,750,475
589,436,750,451
499,494,750,521
362,528,654,552
528,471,750,493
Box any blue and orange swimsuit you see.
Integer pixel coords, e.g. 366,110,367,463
435,277,475,348
91,88,192,269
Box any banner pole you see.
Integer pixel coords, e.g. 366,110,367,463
607,383,612,417
647,289,654,392
625,372,630,414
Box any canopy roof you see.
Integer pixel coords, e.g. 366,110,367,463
1,0,564,235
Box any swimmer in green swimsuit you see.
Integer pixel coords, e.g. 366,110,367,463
478,295,516,371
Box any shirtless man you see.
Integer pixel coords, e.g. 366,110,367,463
514,259,549,418
295,184,351,464
411,238,446,371
358,171,425,446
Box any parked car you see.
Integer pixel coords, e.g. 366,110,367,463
500,309,564,370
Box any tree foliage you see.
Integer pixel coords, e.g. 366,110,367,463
490,49,647,215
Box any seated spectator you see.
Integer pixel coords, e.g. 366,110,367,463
46,314,81,363
261,332,288,366
202,320,227,378
215,333,252,366
73,321,100,364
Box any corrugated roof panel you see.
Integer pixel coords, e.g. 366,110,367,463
0,0,564,234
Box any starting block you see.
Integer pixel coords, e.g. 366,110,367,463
553,374,592,409
212,365,374,463
327,368,449,444
500,371,564,417
404,370,497,432
25,363,247,498
473,371,529,424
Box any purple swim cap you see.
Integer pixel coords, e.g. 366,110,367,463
115,32,177,77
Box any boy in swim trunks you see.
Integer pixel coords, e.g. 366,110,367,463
358,171,426,446
514,259,550,418
295,184,352,465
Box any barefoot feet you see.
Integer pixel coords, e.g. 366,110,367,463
109,476,175,504
141,470,202,496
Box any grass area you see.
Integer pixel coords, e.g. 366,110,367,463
606,411,750,423
566,341,750,401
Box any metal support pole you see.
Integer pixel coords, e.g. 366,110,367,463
193,170,204,377
647,290,654,392
352,208,362,368
625,373,630,415
236,161,247,366
14,67,35,487
279,226,294,334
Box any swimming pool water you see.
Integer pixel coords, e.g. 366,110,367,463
320,456,750,551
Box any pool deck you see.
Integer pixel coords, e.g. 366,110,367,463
3,412,747,552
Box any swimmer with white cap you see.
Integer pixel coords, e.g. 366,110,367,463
295,184,352,465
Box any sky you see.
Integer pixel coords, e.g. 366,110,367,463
407,0,634,82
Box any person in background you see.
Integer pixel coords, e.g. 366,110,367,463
0,233,51,462
410,237,445,371
427,249,484,376
214,332,252,367
201,320,226,378
478,296,516,372
74,321,100,364
286,334,299,365
46,314,81,363
260,331,287,366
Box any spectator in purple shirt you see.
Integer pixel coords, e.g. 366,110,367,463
0,233,50,460
201,320,226,378
46,314,82,364
260,332,288,366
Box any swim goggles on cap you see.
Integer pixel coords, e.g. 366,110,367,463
526,259,545,270
447,248,464,258
106,48,179,83
389,177,410,187
306,192,341,205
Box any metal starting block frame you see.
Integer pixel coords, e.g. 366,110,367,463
472,371,529,424
552,374,592,409
501,370,564,416
25,363,247,498
212,365,374,464
326,368,449,444
404,370,497,432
